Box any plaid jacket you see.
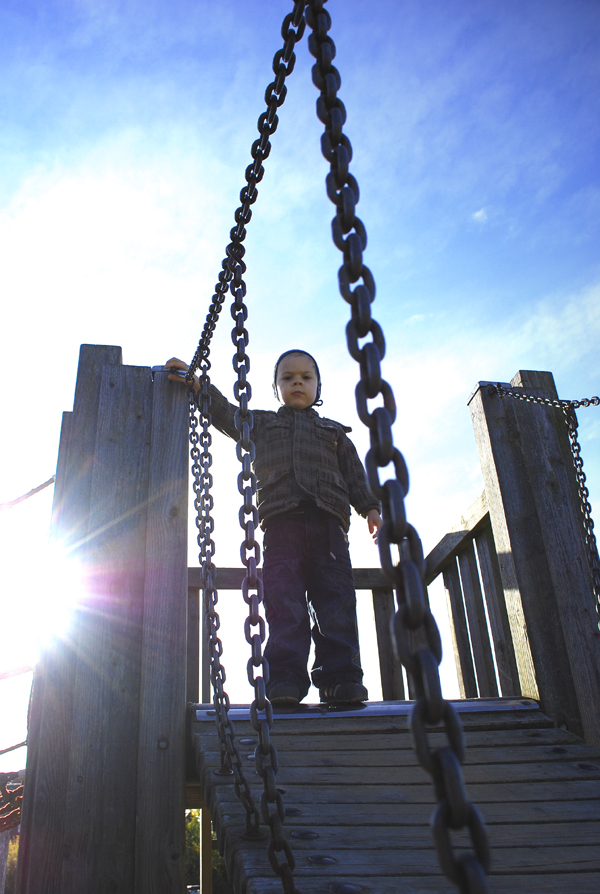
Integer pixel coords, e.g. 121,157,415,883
205,385,379,531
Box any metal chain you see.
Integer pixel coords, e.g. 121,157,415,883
187,3,307,382
494,384,600,624
187,3,307,890
229,244,298,893
305,2,491,891
189,377,261,837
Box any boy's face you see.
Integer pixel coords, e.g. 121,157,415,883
276,353,319,409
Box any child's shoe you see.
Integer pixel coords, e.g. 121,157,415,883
268,682,301,707
319,682,368,705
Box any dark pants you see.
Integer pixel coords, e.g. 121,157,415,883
262,505,363,698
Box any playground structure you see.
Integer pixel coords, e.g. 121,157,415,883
12,344,600,893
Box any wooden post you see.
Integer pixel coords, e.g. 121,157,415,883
469,370,600,745
442,560,478,699
372,588,405,700
17,347,189,893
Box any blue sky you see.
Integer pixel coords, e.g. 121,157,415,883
1,0,599,766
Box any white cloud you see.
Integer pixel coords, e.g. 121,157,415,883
472,207,488,223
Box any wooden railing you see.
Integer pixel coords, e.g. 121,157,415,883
186,492,523,705
424,492,520,699
187,566,405,703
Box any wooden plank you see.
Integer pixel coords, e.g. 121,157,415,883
372,588,405,700
245,875,600,894
202,778,600,805
59,362,153,893
458,540,498,697
17,345,124,894
469,375,590,737
134,369,189,893
188,566,389,590
510,370,600,746
232,842,600,876
475,524,520,696
424,491,489,584
441,560,478,698
200,808,213,894
210,797,600,825
187,586,200,704
201,741,600,768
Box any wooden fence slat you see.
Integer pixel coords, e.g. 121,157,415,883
457,541,498,697
17,344,124,894
441,560,477,698
60,363,153,892
187,586,200,704
475,524,520,697
372,587,405,700
135,369,189,893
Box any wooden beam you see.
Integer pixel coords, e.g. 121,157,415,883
457,541,498,697
17,344,123,894
135,368,188,893
372,588,405,700
470,372,600,744
424,491,489,585
475,525,520,697
188,566,389,591
442,560,478,699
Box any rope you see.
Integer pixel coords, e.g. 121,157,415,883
0,476,55,511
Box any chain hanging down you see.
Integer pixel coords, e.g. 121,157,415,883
189,375,261,836
304,2,491,891
186,3,306,891
187,4,306,383
494,384,600,625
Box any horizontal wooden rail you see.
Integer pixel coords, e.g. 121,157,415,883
188,566,389,590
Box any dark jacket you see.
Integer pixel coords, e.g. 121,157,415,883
205,385,379,531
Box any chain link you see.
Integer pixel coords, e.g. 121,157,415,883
187,3,306,382
186,3,307,890
229,236,299,894
189,378,261,836
494,384,600,625
305,2,491,890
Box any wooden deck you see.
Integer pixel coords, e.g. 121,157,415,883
190,698,600,894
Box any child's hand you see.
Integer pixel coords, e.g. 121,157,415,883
165,357,200,392
366,509,382,543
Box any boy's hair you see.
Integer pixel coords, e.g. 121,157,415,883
272,349,322,406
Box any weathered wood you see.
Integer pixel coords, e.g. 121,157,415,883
244,875,600,894
201,808,213,894
60,362,153,892
135,369,188,893
17,345,124,894
187,586,200,704
424,491,489,584
193,704,600,894
441,560,478,698
474,524,520,696
372,587,405,699
457,541,498,697
470,372,600,745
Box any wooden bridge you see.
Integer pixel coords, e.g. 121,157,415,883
14,346,600,893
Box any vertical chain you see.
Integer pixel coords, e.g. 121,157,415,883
189,377,261,836
495,385,600,625
187,2,306,381
305,2,491,891
229,259,298,891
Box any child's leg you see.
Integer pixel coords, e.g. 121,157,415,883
262,517,312,699
306,515,364,690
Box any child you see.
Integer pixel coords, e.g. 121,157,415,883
166,350,381,707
